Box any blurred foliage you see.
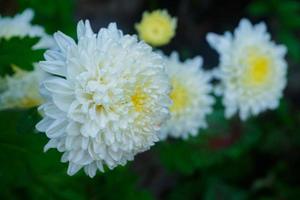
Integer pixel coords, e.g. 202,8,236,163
0,37,44,75
0,109,153,200
158,108,261,175
248,0,300,62
17,0,76,36
156,97,300,200
1,0,300,199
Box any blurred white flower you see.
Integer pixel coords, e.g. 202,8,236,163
0,65,45,110
207,19,287,120
0,8,55,49
0,9,54,110
159,52,214,140
36,20,171,177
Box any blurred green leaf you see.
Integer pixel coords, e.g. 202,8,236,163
277,1,300,29
248,0,300,61
204,179,248,200
158,110,261,175
0,109,85,200
0,37,44,76
278,30,300,61
17,0,76,36
87,167,154,200
248,1,270,16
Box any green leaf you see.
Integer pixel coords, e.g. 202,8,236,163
17,0,76,36
277,1,300,29
204,178,248,200
158,110,261,175
0,37,44,76
247,1,270,16
278,30,300,61
0,109,86,200
85,167,154,200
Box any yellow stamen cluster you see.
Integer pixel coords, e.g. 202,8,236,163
170,79,189,113
131,87,148,112
243,51,271,86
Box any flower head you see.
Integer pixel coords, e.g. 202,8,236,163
207,19,287,120
0,65,45,110
135,9,177,46
36,21,171,177
159,52,214,140
0,9,54,49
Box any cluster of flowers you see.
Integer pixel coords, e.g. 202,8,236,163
0,9,287,177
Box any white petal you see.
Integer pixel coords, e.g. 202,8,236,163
44,78,73,95
44,138,59,152
61,152,69,162
46,119,67,138
67,162,82,176
54,31,76,53
84,163,97,178
84,20,93,37
96,161,104,172
80,121,99,137
66,121,81,136
77,20,85,39
65,136,75,150
20,9,34,22
43,103,65,119
206,32,231,53
44,50,64,61
52,93,74,112
36,117,54,132
39,60,66,76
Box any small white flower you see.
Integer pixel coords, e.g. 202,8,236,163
207,19,287,120
0,65,45,110
36,20,171,177
0,8,55,49
159,52,214,140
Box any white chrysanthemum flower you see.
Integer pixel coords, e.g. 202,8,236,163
207,19,287,120
0,8,55,49
159,52,214,140
0,65,45,110
36,20,171,177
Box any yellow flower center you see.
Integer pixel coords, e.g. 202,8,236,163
170,80,189,113
243,52,271,86
131,87,148,112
